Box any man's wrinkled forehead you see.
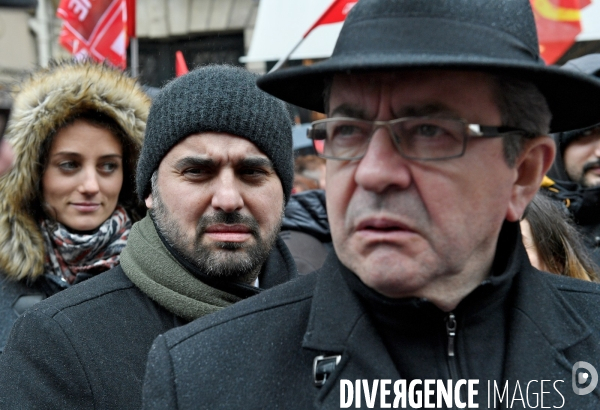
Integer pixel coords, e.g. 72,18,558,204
327,72,399,116
327,70,500,123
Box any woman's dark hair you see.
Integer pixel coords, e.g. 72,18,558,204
523,192,599,282
32,110,145,224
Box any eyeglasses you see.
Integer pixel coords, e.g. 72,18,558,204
307,117,534,161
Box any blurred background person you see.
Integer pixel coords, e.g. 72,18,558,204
521,192,598,282
292,154,326,193
281,127,331,274
292,173,320,193
0,60,149,349
544,54,600,267
282,149,330,274
280,188,331,274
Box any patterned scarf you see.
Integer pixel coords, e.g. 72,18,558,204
40,205,132,285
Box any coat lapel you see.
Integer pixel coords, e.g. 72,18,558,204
504,267,600,409
301,254,400,409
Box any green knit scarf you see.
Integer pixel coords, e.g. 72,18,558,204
120,215,241,321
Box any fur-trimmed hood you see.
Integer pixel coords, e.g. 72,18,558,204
0,60,150,281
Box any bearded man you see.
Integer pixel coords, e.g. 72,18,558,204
142,1,600,409
545,54,600,266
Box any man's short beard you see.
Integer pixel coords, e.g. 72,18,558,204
580,160,600,187
150,180,283,285
568,159,600,188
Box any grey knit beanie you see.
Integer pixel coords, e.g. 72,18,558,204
137,65,294,203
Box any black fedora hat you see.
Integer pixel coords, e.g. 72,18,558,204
557,54,600,150
257,0,600,133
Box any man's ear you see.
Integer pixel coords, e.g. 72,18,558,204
505,136,556,222
145,194,153,209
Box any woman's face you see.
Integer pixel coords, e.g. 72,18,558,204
42,119,124,231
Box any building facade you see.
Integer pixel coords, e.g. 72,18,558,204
0,0,262,99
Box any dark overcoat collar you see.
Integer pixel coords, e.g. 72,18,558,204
301,227,600,408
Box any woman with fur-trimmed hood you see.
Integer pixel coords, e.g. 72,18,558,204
0,60,149,348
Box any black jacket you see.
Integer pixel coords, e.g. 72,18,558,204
0,240,297,409
0,277,45,352
142,224,600,409
546,135,600,267
280,189,332,274
0,271,95,352
281,190,330,242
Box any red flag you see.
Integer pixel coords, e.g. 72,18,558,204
57,0,129,69
304,0,358,38
270,0,358,73
175,51,189,77
530,0,592,64
126,0,136,38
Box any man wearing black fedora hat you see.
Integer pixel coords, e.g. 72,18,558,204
142,1,600,408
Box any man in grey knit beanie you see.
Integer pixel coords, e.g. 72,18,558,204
137,63,296,287
137,64,294,204
0,65,297,409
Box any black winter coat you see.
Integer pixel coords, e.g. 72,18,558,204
0,277,45,352
279,189,333,274
142,225,600,409
281,190,331,242
0,270,103,352
0,242,297,409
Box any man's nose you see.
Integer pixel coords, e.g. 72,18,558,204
211,170,244,213
354,127,412,193
78,168,100,195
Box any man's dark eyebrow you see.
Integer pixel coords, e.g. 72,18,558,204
173,156,215,169
238,157,273,169
173,156,273,170
329,104,368,119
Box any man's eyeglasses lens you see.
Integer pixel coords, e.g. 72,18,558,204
309,117,475,160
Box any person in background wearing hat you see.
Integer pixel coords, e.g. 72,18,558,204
544,54,600,267
0,61,149,352
0,65,297,409
142,1,600,408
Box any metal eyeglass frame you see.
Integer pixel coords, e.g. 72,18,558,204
307,116,535,161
